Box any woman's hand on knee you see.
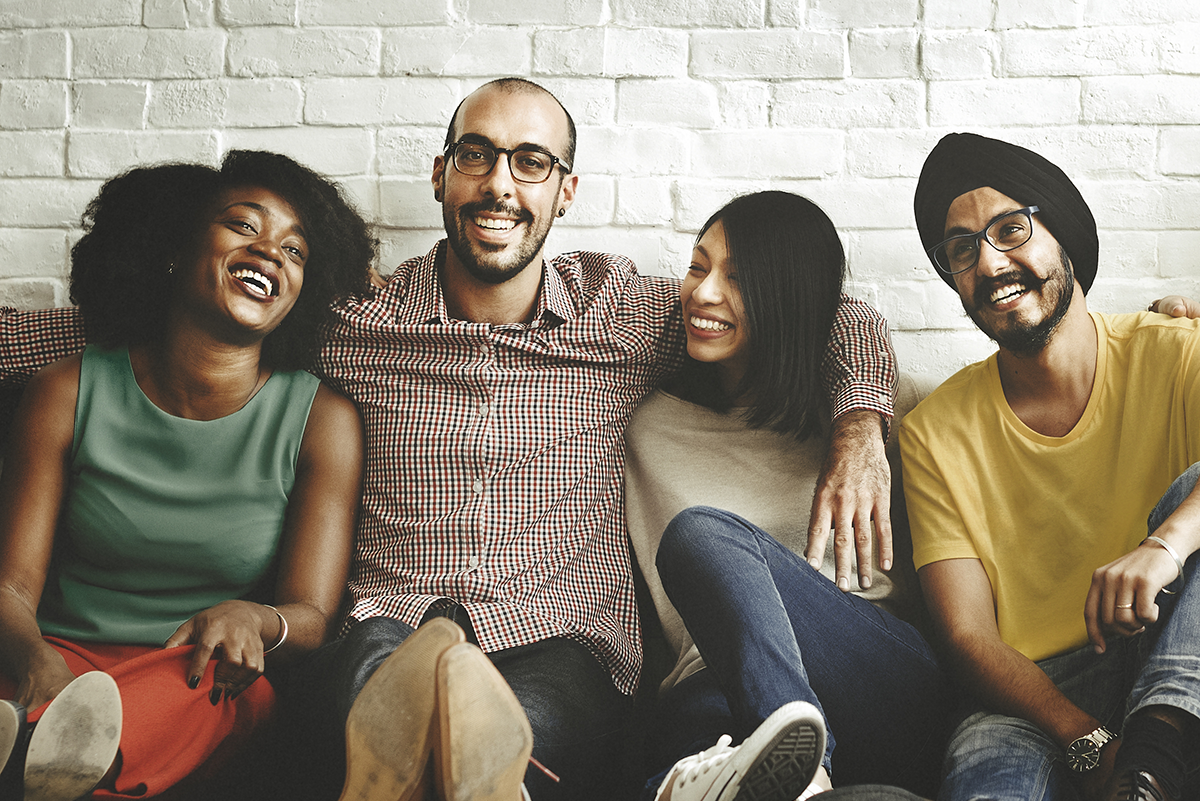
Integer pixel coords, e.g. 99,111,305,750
165,600,279,700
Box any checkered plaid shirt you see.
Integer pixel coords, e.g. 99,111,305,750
0,241,894,693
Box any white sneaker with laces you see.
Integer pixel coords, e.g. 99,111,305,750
654,701,825,801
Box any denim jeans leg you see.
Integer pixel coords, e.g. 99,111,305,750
1128,462,1200,768
491,637,631,801
640,669,734,801
656,506,953,794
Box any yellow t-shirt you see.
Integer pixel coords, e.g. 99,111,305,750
900,312,1200,662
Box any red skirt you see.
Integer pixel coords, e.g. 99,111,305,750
1,637,275,798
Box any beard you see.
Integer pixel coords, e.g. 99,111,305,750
963,246,1074,357
443,199,553,286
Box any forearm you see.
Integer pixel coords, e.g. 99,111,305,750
0,585,62,682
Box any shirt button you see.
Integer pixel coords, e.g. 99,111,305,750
472,479,484,494
479,343,490,354
467,554,480,568
479,403,489,416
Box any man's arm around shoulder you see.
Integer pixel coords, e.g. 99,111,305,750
1,307,87,385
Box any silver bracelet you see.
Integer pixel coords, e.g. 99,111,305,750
1143,536,1185,595
262,604,289,654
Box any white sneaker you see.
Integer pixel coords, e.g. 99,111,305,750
654,701,825,801
24,671,122,801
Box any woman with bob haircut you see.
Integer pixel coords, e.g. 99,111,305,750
626,191,954,801
0,149,372,800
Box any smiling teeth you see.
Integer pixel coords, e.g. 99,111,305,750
231,268,275,297
475,217,517,231
989,284,1025,304
691,316,731,331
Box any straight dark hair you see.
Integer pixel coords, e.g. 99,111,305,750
671,191,846,440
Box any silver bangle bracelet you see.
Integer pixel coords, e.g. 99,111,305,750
1143,536,1185,595
262,604,289,654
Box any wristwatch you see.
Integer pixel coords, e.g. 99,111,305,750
1065,725,1116,773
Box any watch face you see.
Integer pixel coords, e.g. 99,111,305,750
1066,738,1100,772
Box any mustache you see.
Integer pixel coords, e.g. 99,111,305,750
973,268,1047,307
459,200,532,223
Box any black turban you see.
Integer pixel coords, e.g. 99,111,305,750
913,132,1098,294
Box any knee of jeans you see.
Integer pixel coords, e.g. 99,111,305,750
1149,462,1200,531
656,506,737,581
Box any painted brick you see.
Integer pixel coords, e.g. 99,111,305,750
0,0,139,27
1082,180,1200,230
0,131,65,176
0,278,63,309
891,328,996,377
922,0,993,29
380,177,441,228
377,127,446,177
850,30,918,79
305,78,459,127
147,81,225,128
719,82,770,128
301,0,449,25
1088,278,1200,315
469,0,605,25
224,127,374,176
0,228,68,276
1086,0,1200,24
691,31,844,80
0,81,67,129
219,0,296,26
337,177,379,222
68,131,220,177
143,0,188,29
603,29,689,78
1161,24,1200,74
922,31,994,80
616,0,763,28
809,0,920,28
0,31,68,78
382,28,530,77
847,230,938,285
74,30,224,79
225,80,303,127
563,174,615,227
618,80,719,128
672,178,766,232
767,0,804,27
533,29,603,76
1002,28,1157,77
995,0,1086,29
535,78,616,126
615,176,673,226
929,79,1079,127
777,178,915,229
1095,230,1157,279
73,82,149,129
992,126,1156,181
545,227,669,278
773,80,923,128
0,179,100,227
1160,128,1200,176
1084,76,1200,125
228,29,380,78
847,129,945,178
1158,232,1200,279
377,229,444,274
692,130,843,179
574,126,689,176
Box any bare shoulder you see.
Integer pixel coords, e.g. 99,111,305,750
299,382,364,466
21,352,84,416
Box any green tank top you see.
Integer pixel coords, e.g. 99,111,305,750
37,345,321,645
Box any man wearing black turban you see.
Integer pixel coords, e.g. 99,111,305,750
899,133,1200,801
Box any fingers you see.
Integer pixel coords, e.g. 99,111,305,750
805,495,833,571
874,496,894,573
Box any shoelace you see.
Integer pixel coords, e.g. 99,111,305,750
673,735,735,786
1115,771,1166,801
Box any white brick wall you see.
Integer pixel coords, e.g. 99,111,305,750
2,0,1198,374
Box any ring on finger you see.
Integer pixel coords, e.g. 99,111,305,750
1115,603,1134,609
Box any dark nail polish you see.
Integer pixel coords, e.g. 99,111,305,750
188,676,200,690
210,687,221,705
228,689,241,702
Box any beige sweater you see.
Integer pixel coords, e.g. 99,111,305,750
624,373,931,692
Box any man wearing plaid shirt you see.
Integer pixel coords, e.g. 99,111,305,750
0,79,896,800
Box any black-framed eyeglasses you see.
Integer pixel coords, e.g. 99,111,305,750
928,206,1041,275
445,139,571,184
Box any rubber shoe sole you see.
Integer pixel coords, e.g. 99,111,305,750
339,618,466,801
23,671,122,801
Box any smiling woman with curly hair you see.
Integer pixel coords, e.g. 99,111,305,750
0,150,372,800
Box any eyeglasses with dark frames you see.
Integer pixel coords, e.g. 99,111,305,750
445,139,571,184
928,206,1041,275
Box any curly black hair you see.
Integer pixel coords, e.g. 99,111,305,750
70,150,376,371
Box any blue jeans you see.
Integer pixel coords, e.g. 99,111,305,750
653,506,955,797
940,463,1200,801
272,606,630,801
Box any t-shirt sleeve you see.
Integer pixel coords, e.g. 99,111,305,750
899,416,981,571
